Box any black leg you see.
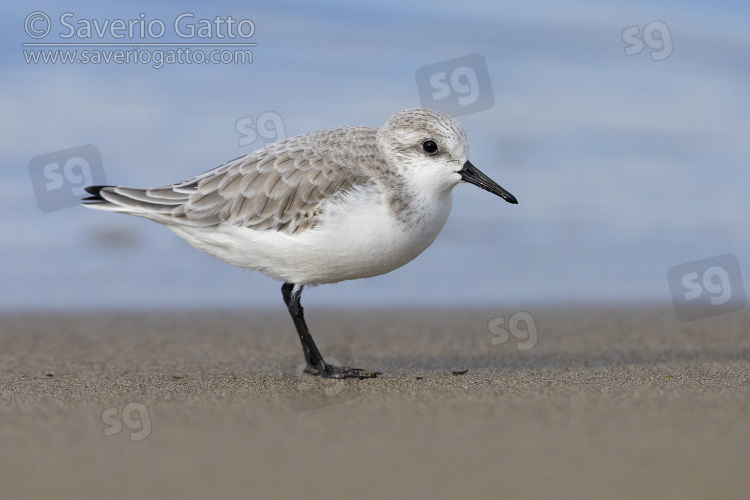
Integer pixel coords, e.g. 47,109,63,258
281,282,380,379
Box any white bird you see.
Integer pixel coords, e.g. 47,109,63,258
83,108,517,378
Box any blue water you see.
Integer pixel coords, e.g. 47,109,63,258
3,0,749,310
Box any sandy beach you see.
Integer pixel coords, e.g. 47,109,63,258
1,305,749,499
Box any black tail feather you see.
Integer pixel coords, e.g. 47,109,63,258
82,185,113,202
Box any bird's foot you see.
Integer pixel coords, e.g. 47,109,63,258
305,362,381,379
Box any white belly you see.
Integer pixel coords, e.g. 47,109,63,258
167,186,453,285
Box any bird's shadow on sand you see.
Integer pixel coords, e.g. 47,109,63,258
368,346,750,374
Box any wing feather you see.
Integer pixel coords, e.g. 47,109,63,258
84,126,385,233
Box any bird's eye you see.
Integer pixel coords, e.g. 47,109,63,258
421,140,438,154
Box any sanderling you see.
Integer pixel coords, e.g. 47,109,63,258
83,108,517,378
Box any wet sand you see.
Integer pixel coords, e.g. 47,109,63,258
1,305,749,499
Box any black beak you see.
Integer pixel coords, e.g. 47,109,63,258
459,161,518,204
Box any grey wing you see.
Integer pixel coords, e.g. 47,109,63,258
83,126,383,234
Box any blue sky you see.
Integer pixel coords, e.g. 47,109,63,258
2,1,749,310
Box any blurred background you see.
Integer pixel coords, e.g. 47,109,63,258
2,0,748,311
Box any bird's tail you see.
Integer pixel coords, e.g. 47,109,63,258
82,185,186,217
